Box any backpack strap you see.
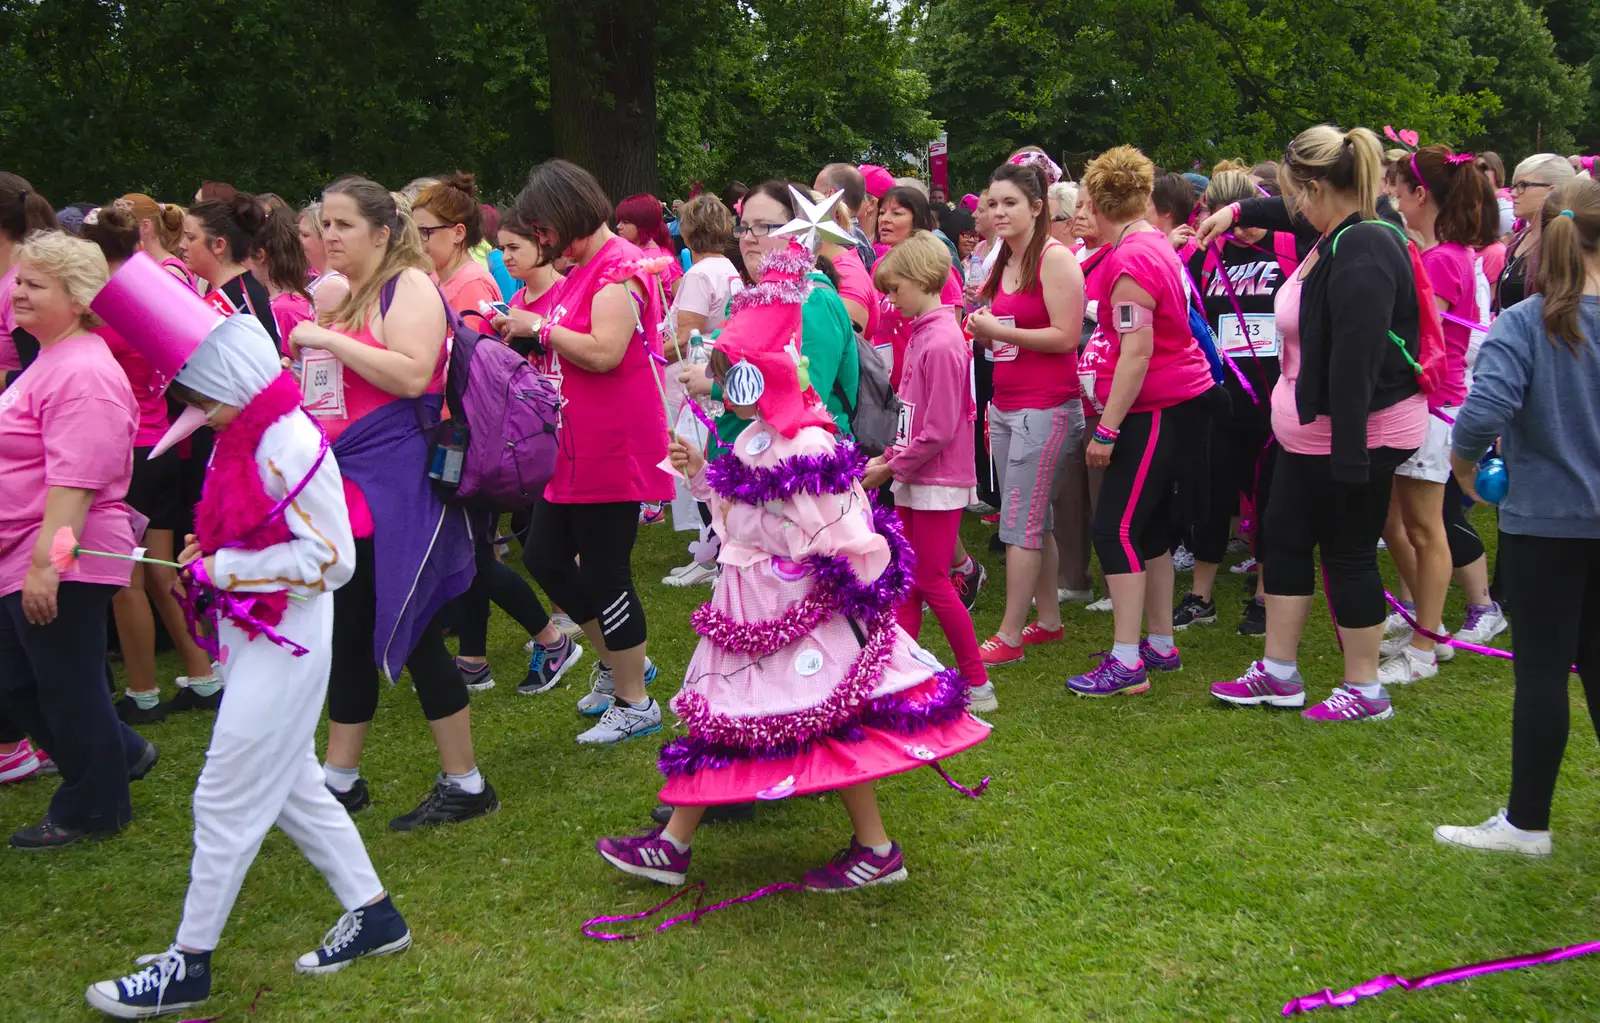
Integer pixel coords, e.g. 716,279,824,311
1329,220,1419,370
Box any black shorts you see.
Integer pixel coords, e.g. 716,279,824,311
125,446,185,533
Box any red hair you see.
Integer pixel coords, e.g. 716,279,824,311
614,193,670,249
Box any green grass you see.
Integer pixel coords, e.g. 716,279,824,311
6,509,1600,1022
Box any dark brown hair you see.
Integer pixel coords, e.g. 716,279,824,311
979,161,1050,303
0,172,58,242
1393,144,1499,247
1151,173,1197,226
744,181,838,286
81,205,140,265
877,186,940,233
512,159,612,266
1535,178,1600,354
414,171,484,249
252,206,311,301
188,192,267,263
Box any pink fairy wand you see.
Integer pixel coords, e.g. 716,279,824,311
49,526,180,572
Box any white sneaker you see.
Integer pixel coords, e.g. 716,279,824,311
1380,630,1415,658
1377,645,1438,685
1085,596,1114,612
1434,809,1551,857
1229,556,1257,575
1172,544,1195,572
1058,588,1094,603
663,562,718,588
1456,602,1508,645
1383,607,1413,637
576,699,664,746
967,682,999,712
576,659,658,716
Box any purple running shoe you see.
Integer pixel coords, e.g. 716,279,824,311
1066,654,1150,698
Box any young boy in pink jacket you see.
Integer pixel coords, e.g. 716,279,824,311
862,231,994,711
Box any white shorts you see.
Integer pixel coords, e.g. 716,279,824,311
1394,406,1459,484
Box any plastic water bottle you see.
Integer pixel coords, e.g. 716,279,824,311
686,329,711,368
1475,457,1508,505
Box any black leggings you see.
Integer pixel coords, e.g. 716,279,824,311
329,537,468,723
1501,532,1600,831
1443,475,1486,568
1261,447,1413,629
455,530,550,658
1094,405,1188,575
1190,363,1278,564
524,500,647,651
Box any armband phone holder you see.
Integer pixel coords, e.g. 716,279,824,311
1112,302,1155,334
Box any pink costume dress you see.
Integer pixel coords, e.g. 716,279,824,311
657,416,991,806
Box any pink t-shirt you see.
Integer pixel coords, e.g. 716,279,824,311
989,242,1079,411
511,279,563,375
1271,271,1428,456
829,248,878,340
875,267,963,390
438,261,502,322
270,292,314,357
97,324,170,448
669,255,744,340
1079,231,1212,414
0,334,138,595
0,264,20,374
1421,242,1477,405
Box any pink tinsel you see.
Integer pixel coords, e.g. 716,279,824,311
690,591,837,656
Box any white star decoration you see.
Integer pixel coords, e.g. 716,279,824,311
771,185,856,252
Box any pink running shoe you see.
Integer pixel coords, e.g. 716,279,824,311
801,839,907,893
1301,684,1393,722
1211,661,1305,708
595,827,691,885
0,740,40,784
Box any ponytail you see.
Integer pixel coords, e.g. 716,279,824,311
979,161,1050,303
0,171,58,242
252,206,312,301
1281,125,1384,222
188,192,267,263
1403,144,1499,247
1535,179,1600,354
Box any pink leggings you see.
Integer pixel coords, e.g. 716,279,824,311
894,506,987,686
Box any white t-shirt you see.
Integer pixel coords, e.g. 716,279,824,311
668,255,745,345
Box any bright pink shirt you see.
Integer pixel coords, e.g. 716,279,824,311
270,292,314,357
829,248,879,340
97,324,170,448
0,264,19,374
875,267,963,390
989,243,1079,411
510,279,563,375
1079,231,1212,414
541,235,671,504
438,260,502,321
0,334,138,595
1271,270,1427,456
1421,242,1477,405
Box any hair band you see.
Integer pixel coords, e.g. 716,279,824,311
1409,153,1425,191
1561,210,1576,219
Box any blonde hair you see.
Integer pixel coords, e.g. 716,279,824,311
1082,145,1155,221
1535,178,1600,353
320,177,430,331
298,201,324,238
1514,153,1577,190
18,230,109,328
873,230,952,293
678,194,735,253
119,194,185,251
1281,124,1384,222
1212,158,1250,175
1204,170,1258,210
1048,181,1079,214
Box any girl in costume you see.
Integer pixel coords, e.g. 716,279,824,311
84,254,408,1019
596,240,990,891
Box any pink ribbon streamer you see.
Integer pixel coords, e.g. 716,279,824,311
1384,591,1571,671
177,561,309,660
930,761,990,799
1283,939,1600,1014
1205,241,1270,406
582,880,802,941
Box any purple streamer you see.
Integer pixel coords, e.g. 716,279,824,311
703,441,868,506
929,761,990,799
176,562,310,660
583,881,803,941
1283,939,1600,1015
1205,241,1269,407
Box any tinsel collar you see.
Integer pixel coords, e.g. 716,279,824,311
703,442,866,506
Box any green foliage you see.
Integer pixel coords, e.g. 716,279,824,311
1449,0,1590,157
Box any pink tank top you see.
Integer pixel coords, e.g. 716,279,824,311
160,256,198,292
988,242,1078,411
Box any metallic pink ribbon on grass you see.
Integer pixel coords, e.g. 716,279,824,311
1384,590,1574,671
583,881,803,940
1283,939,1600,1014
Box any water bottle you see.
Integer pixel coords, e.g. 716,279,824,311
1475,457,1508,505
686,329,711,368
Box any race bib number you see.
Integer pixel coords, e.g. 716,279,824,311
1216,313,1278,357
894,400,914,447
989,315,1019,362
301,349,346,419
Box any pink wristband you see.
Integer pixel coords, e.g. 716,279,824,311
1226,202,1242,221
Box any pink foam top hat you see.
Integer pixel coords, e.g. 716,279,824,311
717,242,836,439
91,251,225,392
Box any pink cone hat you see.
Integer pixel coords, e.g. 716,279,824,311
91,251,225,392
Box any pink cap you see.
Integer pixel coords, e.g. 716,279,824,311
961,193,979,211
859,164,895,199
90,251,225,391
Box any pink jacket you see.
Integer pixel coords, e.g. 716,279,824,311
886,305,976,488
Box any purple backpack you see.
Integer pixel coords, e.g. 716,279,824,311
381,279,561,511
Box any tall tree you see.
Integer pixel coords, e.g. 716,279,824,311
543,0,660,201
1449,0,1589,157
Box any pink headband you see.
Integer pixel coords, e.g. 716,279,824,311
1410,153,1425,190
1009,151,1063,184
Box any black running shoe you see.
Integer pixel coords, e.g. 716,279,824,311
161,683,222,714
115,696,167,725
1238,597,1267,636
128,741,159,782
457,660,495,692
952,559,986,613
389,776,499,831
1172,592,1217,631
11,815,116,850
329,778,371,815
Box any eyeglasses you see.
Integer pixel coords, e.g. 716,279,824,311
734,221,786,238
417,224,455,241
1511,181,1553,196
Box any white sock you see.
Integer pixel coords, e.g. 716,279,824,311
125,688,160,710
868,841,892,856
662,831,690,852
957,556,975,574
1264,657,1298,682
619,696,654,713
323,763,360,793
1350,681,1386,701
1111,642,1141,668
1407,645,1437,665
445,767,484,795
1145,633,1175,655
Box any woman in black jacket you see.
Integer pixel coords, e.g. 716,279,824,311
1196,124,1428,723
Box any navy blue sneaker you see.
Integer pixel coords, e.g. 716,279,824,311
85,946,211,1018
295,895,411,974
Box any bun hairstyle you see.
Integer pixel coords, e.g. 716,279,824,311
1082,144,1156,222
253,206,312,301
0,171,59,243
414,171,484,249
979,161,1050,303
614,193,671,249
120,193,186,251
321,175,430,331
1536,178,1600,353
1212,158,1250,175
81,204,140,265
1393,144,1499,247
188,191,267,263
1280,124,1383,222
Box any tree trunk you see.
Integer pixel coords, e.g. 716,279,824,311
543,0,659,202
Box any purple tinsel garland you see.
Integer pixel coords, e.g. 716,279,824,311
703,442,868,506
660,669,970,776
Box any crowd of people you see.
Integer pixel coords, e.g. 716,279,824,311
0,124,1597,1016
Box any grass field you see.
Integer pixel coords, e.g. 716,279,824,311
5,509,1599,1022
